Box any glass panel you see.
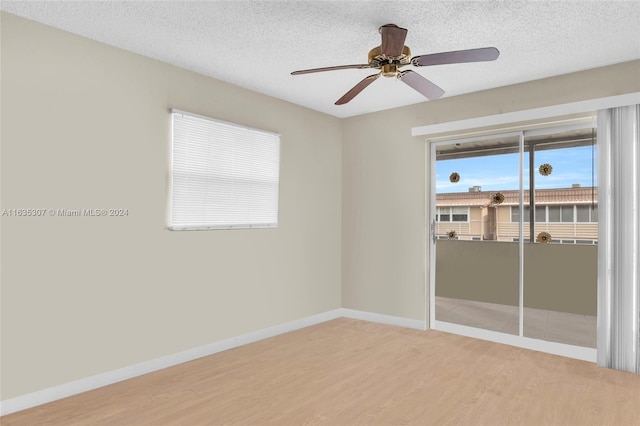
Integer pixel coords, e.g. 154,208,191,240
576,205,590,222
561,205,574,222
452,207,468,222
524,131,597,348
511,206,519,222
435,135,520,335
548,205,561,222
434,127,598,348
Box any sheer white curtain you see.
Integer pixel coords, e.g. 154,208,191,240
597,104,640,373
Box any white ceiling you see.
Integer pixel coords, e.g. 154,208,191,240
2,1,639,118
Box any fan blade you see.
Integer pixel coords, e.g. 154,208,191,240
398,70,445,100
291,64,373,75
411,47,500,67
335,73,380,105
380,24,408,57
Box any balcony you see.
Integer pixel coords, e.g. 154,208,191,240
434,240,597,347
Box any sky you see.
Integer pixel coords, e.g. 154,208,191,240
436,145,598,193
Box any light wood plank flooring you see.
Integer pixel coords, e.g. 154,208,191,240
3,318,639,425
436,296,597,348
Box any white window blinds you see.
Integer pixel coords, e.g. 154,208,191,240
170,110,280,230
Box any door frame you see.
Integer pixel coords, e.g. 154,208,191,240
428,127,599,362
419,93,640,362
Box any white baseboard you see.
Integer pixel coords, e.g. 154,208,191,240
338,308,426,330
0,309,344,416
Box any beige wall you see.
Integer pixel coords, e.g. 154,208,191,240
523,244,597,315
342,59,640,322
0,13,342,400
435,241,597,315
435,241,520,306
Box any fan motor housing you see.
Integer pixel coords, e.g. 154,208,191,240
368,45,412,77
381,64,398,77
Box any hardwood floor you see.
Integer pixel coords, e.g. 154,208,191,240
3,318,640,425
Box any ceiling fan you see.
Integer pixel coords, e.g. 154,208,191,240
291,24,500,105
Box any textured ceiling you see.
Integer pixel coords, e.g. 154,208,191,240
2,1,639,118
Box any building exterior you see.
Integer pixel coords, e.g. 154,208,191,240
436,186,598,244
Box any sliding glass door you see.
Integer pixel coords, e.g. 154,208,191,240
431,120,598,356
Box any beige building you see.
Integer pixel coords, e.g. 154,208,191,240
436,186,598,244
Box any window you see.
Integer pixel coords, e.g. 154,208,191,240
452,207,469,222
576,239,596,245
437,208,450,222
170,110,280,230
516,204,598,224
548,205,561,222
511,206,519,223
549,205,576,223
576,205,590,222
437,207,468,222
561,205,574,222
576,205,597,222
511,206,530,222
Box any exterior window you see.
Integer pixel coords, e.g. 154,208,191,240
511,206,519,223
576,239,596,245
170,110,280,230
521,205,598,223
437,207,468,222
561,205,574,222
575,205,597,222
548,206,561,222
576,205,590,222
511,206,531,222
452,207,468,222
436,207,449,222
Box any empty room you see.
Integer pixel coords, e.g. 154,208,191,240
1,1,640,425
